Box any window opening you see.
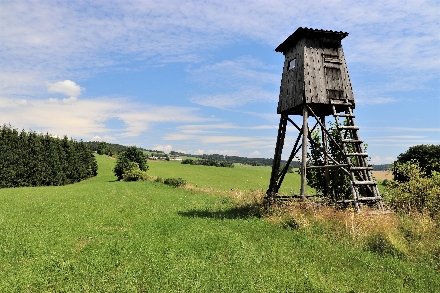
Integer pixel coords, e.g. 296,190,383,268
288,58,296,70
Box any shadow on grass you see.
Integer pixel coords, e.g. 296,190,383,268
178,204,261,220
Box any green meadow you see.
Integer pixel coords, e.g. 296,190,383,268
0,155,438,292
148,160,315,194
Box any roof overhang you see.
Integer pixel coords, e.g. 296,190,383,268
275,27,349,53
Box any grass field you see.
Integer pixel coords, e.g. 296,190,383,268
147,160,315,195
0,155,438,292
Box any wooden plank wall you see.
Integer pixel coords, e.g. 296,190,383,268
277,36,354,115
277,39,305,114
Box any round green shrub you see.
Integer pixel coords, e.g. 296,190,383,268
164,177,187,188
114,146,148,180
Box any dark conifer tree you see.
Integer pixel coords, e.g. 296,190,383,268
0,125,98,188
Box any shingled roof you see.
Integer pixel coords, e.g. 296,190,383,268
275,27,349,53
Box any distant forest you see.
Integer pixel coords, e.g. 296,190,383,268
84,141,391,170
84,141,147,155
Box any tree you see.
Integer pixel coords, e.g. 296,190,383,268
114,146,148,180
393,145,440,182
0,125,97,188
305,121,353,201
97,142,115,157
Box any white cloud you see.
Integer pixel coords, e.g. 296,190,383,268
0,96,208,140
154,145,173,153
47,80,82,97
194,149,204,155
1,0,438,100
370,156,395,165
206,149,240,156
250,151,261,157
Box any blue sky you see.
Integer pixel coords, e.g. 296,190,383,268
1,0,439,164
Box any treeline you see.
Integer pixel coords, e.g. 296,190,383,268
372,164,392,171
84,141,147,155
0,125,97,188
174,152,295,167
181,159,234,168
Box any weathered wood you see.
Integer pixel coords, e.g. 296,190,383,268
276,28,354,116
350,166,373,170
307,164,349,169
353,181,376,185
286,117,301,131
334,113,355,117
266,115,288,200
346,153,368,156
268,27,381,210
320,116,330,197
300,105,308,200
338,126,359,130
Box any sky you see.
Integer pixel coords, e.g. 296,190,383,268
1,0,439,164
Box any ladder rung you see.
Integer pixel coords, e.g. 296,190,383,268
330,100,353,106
353,181,376,185
342,139,363,143
358,196,382,202
350,167,373,171
337,197,381,203
347,153,368,156
338,126,359,130
334,113,355,117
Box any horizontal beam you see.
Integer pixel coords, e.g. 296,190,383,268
307,164,349,169
353,181,376,185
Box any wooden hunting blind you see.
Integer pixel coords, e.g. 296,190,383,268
276,28,353,116
267,27,381,211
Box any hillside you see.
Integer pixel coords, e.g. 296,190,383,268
0,155,438,292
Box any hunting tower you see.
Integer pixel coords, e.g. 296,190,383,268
267,27,381,211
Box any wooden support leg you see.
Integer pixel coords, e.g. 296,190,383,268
320,116,330,198
300,105,308,200
266,115,288,202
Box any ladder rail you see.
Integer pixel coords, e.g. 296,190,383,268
331,99,381,210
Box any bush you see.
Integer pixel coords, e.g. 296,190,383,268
114,146,148,180
393,144,440,181
384,161,440,219
122,162,148,181
164,178,187,188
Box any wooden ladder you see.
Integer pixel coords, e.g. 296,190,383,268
331,99,382,210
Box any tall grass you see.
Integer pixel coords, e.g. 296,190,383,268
0,155,438,292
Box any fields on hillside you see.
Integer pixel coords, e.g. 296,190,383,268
0,155,438,292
